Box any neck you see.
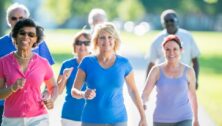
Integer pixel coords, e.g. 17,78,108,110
98,52,114,63
166,61,180,69
14,50,33,60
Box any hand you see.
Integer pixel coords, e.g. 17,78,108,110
84,88,96,100
43,98,54,110
139,118,147,126
193,120,199,126
11,78,26,92
42,91,54,109
63,67,73,79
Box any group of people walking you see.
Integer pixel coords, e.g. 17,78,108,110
0,3,200,126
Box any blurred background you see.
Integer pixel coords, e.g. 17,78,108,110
1,0,222,34
0,0,221,126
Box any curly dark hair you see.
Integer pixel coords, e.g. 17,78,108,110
12,18,44,48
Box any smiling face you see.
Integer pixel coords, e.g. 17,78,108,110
97,31,115,53
15,27,37,51
74,35,91,57
163,40,182,63
163,13,178,34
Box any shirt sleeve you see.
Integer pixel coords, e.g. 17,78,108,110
190,36,200,58
124,59,133,77
43,60,54,80
148,40,159,63
59,62,66,76
79,57,88,74
0,59,4,78
33,41,55,65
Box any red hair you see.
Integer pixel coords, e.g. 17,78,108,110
162,35,182,48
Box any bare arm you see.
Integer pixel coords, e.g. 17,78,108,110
125,72,147,126
57,67,73,95
145,62,155,80
192,57,199,89
71,69,86,99
142,66,159,109
187,67,199,126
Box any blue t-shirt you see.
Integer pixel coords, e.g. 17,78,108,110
79,55,132,124
59,58,86,121
0,34,55,106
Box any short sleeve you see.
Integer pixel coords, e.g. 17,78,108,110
43,60,54,80
124,59,133,77
79,57,88,74
0,59,4,78
59,62,66,75
190,37,200,58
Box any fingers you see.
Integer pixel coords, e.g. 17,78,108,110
63,67,74,78
43,99,54,109
84,89,96,100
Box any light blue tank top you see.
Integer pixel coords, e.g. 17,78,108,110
154,65,193,123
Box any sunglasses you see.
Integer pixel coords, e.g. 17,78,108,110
164,18,177,23
18,31,36,38
75,40,90,46
10,16,24,21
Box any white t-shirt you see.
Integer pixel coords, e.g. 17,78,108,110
146,28,200,65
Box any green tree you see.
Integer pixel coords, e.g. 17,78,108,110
117,0,145,21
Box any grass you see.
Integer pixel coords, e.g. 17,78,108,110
45,29,222,125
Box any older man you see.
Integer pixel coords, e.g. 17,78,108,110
145,9,200,89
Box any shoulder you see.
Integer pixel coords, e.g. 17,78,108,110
34,53,49,64
178,28,192,36
62,58,76,65
0,34,10,41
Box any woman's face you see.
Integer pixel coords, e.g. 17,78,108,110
163,40,182,63
15,27,37,51
97,31,115,53
74,35,90,57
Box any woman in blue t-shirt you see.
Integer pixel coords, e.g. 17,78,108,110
57,31,91,126
71,22,147,126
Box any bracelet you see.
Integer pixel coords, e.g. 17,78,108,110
10,85,16,93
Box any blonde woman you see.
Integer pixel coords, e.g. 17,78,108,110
71,22,147,126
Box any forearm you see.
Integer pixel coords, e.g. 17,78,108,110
71,88,85,99
192,58,199,81
0,86,15,99
146,62,155,79
50,85,58,102
129,89,146,118
191,94,199,121
57,75,68,95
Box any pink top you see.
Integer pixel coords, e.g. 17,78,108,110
0,53,54,117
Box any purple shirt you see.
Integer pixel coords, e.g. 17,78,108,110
154,65,193,122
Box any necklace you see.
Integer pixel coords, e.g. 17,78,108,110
14,52,33,60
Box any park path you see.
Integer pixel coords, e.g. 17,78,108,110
48,46,216,126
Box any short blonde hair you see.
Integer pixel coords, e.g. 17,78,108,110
92,22,121,52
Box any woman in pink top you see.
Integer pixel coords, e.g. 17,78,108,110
0,18,58,126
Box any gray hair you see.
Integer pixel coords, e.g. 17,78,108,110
88,8,107,26
6,3,30,25
160,9,177,25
